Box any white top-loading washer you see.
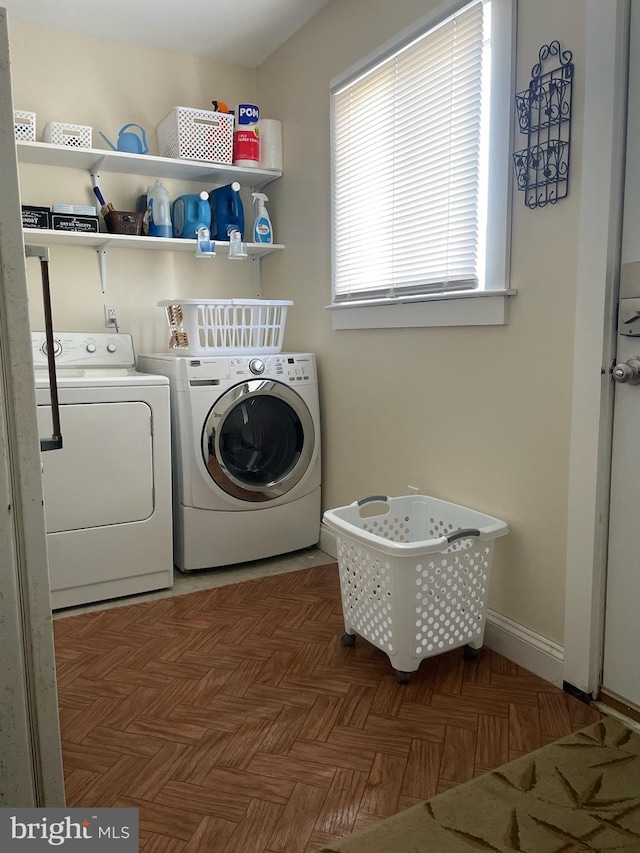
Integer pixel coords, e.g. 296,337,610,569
137,351,321,571
33,332,173,609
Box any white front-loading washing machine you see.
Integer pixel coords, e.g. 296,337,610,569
32,332,173,609
137,351,321,571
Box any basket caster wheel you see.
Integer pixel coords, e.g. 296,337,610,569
464,644,482,661
394,670,411,684
341,633,356,647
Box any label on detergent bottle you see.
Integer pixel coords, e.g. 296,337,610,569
173,200,185,238
255,219,271,241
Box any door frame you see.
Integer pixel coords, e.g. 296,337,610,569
0,9,64,804
563,0,630,696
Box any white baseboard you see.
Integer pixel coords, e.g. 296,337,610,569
319,523,564,687
483,610,564,687
319,524,338,559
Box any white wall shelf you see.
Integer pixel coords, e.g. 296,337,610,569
22,228,283,257
17,141,283,292
16,141,282,189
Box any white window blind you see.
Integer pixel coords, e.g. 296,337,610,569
332,0,487,303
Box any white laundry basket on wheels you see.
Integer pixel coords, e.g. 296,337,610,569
323,494,509,682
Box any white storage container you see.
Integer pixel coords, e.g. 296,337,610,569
159,298,293,355
323,494,509,681
14,110,36,142
157,107,234,164
43,122,92,148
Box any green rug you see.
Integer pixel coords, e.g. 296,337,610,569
320,716,640,852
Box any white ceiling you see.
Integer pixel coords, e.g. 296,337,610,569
1,0,330,67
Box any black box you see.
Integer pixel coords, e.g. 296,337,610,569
22,205,50,229
51,213,99,234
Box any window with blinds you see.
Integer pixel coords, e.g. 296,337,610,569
332,0,491,305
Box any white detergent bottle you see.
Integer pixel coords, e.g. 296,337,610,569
252,192,273,244
147,179,172,238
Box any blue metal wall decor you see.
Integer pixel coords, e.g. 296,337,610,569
512,41,573,209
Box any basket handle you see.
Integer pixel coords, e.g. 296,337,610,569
447,528,480,544
356,495,389,507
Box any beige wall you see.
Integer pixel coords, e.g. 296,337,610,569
10,21,259,354
257,0,587,644
9,1,587,646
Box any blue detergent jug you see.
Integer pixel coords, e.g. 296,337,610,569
146,180,172,238
210,182,244,240
172,192,211,238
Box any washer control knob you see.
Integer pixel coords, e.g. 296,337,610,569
106,343,117,353
249,358,265,375
42,339,62,357
86,344,97,353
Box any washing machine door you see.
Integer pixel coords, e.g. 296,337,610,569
202,379,315,502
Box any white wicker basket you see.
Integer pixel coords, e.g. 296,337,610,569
14,110,36,142
323,494,509,679
157,107,234,164
159,298,293,355
43,122,92,148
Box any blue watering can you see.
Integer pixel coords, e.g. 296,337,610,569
99,123,149,155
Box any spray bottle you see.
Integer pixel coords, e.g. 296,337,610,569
252,192,273,244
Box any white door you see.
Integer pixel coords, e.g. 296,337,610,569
601,0,640,714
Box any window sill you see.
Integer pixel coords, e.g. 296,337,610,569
327,289,517,330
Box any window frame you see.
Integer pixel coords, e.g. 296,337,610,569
328,0,517,330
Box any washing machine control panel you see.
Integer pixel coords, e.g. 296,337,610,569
283,356,312,383
185,354,316,384
198,354,316,384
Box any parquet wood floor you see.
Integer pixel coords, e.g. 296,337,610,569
53,563,600,853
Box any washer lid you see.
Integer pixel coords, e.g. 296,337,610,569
34,368,169,389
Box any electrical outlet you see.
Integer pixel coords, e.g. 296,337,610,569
104,304,121,329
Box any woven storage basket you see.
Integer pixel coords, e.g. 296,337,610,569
157,107,234,164
14,110,36,142
43,122,92,148
104,211,143,235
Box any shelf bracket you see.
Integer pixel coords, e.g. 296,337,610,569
96,246,107,293
91,161,109,292
253,256,262,298
89,157,106,188
90,158,106,211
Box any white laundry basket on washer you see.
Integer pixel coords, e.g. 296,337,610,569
159,298,292,355
323,494,509,682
